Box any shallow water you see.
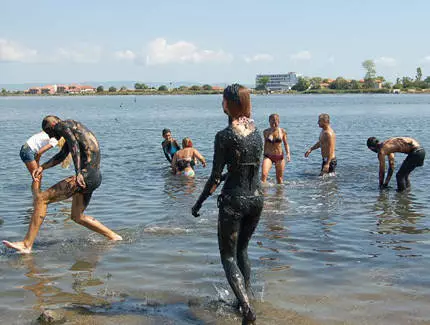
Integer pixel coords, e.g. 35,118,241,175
0,94,429,324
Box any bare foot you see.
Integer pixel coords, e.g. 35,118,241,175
110,234,123,241
2,241,32,254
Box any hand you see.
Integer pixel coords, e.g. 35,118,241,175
32,167,43,181
286,154,291,162
322,164,329,173
202,161,207,168
76,173,86,189
192,202,201,218
304,150,311,158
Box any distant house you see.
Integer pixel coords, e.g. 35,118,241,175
211,86,224,91
79,85,96,93
57,85,67,93
41,85,57,95
25,87,41,95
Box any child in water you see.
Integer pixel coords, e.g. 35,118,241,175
20,130,59,193
161,128,181,163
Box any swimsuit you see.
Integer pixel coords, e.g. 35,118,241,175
396,146,425,191
321,157,337,173
264,153,284,163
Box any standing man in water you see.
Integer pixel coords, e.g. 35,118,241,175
367,137,425,191
304,113,337,175
3,116,122,254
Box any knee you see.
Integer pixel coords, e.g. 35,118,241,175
71,213,84,224
33,192,48,205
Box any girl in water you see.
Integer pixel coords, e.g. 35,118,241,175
20,130,59,193
261,113,291,184
161,128,181,163
192,84,263,324
171,137,206,177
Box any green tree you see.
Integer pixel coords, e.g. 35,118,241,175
134,83,142,90
382,82,393,89
402,77,413,88
178,85,189,91
256,76,270,90
309,77,322,89
350,80,360,89
120,86,127,91
158,85,168,91
190,85,201,91
202,84,212,90
291,77,310,91
329,77,349,90
1,88,7,95
362,60,376,80
416,67,423,82
96,85,104,93
108,86,117,92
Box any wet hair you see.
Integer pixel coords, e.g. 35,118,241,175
319,113,330,123
162,128,171,136
182,137,193,148
42,115,60,132
223,84,251,119
367,137,379,148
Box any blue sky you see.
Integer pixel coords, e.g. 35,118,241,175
1,0,430,85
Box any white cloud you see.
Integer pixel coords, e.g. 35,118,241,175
114,50,136,61
244,53,274,63
146,38,233,65
375,56,397,67
0,38,37,62
55,45,102,63
421,55,430,63
290,50,311,61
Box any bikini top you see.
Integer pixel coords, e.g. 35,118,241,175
176,157,192,171
266,128,283,144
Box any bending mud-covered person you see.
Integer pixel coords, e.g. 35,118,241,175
192,84,263,324
367,137,425,191
3,116,122,254
305,113,336,176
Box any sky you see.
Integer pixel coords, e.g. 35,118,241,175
1,0,430,85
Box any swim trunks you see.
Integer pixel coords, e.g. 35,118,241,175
321,157,337,173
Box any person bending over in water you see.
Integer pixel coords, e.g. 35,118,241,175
161,128,180,163
171,137,206,177
305,113,336,176
367,137,425,191
19,130,59,194
192,84,263,324
261,113,291,184
3,115,122,254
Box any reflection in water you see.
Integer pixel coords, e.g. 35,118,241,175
374,191,427,235
10,246,112,311
163,172,197,199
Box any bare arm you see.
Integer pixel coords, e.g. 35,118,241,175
171,153,178,173
193,149,206,167
282,129,291,161
35,144,54,162
305,140,320,157
378,152,386,188
383,153,395,186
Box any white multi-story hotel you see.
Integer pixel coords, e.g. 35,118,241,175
255,72,301,91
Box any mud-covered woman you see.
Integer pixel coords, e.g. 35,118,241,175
192,84,263,324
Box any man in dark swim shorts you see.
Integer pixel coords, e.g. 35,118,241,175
367,136,425,191
3,115,122,254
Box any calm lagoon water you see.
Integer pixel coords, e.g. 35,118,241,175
0,94,429,324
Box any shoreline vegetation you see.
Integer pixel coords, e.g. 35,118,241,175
1,88,430,97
